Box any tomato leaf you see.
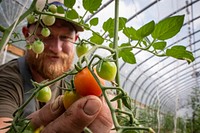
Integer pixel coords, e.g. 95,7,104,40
83,0,102,14
151,15,184,40
152,41,167,50
136,20,155,39
118,17,127,31
166,45,195,64
103,17,127,38
122,95,132,110
64,0,76,8
66,9,79,19
57,6,65,14
90,32,104,45
116,115,130,126
123,27,139,40
90,17,99,26
119,50,136,64
119,43,132,51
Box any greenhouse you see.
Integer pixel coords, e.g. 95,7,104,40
0,0,200,133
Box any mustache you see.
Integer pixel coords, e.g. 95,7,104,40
39,51,68,59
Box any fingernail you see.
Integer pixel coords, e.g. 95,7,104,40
83,99,101,115
51,96,61,112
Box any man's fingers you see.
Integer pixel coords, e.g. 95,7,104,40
28,96,65,129
88,97,113,133
42,96,102,133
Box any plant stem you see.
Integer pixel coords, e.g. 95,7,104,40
0,0,37,52
113,0,122,110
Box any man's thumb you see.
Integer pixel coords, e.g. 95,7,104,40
42,96,102,133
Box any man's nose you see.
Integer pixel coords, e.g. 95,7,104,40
48,37,62,53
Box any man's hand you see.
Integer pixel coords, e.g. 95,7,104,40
28,95,113,133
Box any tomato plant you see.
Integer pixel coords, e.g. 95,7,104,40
63,90,80,109
31,40,44,54
36,86,52,103
96,61,117,81
76,43,90,57
1,0,195,133
74,67,104,97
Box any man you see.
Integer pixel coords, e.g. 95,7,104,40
0,0,113,132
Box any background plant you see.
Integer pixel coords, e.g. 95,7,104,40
0,0,195,132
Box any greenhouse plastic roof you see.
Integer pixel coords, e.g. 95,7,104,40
0,0,200,117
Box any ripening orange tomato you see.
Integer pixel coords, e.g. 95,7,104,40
74,67,104,97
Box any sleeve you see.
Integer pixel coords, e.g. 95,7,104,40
0,68,23,118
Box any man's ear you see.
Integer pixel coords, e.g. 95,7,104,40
22,26,29,38
75,34,79,42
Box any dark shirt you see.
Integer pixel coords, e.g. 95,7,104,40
0,58,67,118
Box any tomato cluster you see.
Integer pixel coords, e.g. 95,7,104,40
27,3,58,55
62,67,105,109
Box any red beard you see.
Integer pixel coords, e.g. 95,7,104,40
26,50,74,80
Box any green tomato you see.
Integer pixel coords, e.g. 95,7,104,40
76,43,89,57
42,13,55,26
27,14,35,24
96,61,117,81
36,86,52,103
41,27,50,37
32,40,44,54
49,4,57,13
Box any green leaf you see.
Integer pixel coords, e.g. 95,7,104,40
83,0,102,14
83,23,90,30
64,0,76,8
66,9,79,19
166,45,195,64
103,18,113,32
90,17,98,26
123,27,138,40
136,21,155,39
90,32,104,45
142,40,147,47
119,43,132,51
103,18,114,37
109,43,113,48
103,17,127,38
152,41,167,50
119,50,136,64
152,15,184,40
122,95,132,110
57,6,65,14
118,17,127,31
117,115,130,126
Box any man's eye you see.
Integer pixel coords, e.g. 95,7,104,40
60,35,72,41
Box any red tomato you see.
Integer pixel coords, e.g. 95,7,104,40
74,67,104,97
